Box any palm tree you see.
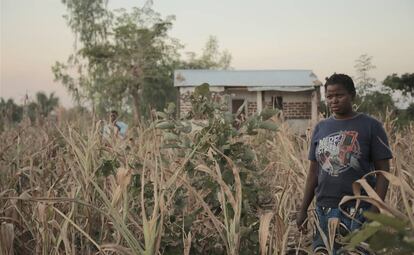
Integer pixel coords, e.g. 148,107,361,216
35,92,59,117
0,98,23,131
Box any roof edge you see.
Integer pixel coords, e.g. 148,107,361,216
175,69,314,72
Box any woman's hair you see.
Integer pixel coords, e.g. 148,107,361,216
324,73,356,97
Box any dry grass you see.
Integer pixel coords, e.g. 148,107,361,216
0,115,412,254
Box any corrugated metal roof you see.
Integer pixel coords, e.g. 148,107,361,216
174,69,321,87
247,86,315,92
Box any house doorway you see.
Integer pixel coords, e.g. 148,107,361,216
232,99,246,114
271,96,283,110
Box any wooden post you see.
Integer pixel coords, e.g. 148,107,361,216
257,91,263,113
311,89,319,126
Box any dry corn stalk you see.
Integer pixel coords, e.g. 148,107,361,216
259,212,274,255
183,231,192,255
111,167,132,207
0,223,15,255
328,217,339,253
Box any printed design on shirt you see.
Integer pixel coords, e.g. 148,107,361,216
316,130,361,176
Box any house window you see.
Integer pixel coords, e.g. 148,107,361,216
272,96,283,110
232,99,246,114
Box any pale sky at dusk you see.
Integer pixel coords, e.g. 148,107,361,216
1,0,413,107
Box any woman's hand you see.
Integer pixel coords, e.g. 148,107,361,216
296,209,308,233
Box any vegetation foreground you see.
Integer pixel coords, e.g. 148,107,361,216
0,96,413,254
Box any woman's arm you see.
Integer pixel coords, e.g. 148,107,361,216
369,159,391,213
374,159,390,200
297,160,319,231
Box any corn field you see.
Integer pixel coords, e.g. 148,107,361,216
0,106,413,255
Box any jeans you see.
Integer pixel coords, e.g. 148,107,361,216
313,206,367,254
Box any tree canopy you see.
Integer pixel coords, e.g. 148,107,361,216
53,0,231,123
0,92,59,131
355,91,396,116
354,54,376,95
348,54,397,117
383,73,414,97
180,36,232,70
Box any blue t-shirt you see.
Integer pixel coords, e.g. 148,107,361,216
103,121,128,139
309,113,393,207
115,121,128,138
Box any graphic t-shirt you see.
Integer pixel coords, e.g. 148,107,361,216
309,113,392,207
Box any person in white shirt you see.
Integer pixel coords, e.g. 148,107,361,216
103,110,128,139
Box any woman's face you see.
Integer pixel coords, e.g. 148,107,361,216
325,84,354,117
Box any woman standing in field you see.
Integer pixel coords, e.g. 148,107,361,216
296,73,392,254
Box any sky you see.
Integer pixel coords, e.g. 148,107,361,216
1,0,413,108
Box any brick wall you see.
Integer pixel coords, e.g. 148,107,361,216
179,89,313,120
179,92,192,117
179,91,225,117
265,101,273,109
283,102,312,119
247,102,257,115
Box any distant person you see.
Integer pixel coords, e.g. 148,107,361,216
296,73,392,254
103,110,128,139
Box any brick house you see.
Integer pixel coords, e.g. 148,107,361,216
174,69,322,133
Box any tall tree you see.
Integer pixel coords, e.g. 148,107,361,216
406,103,414,119
383,73,414,97
0,98,23,131
53,0,181,123
354,54,376,96
356,91,395,116
353,54,397,116
383,73,414,125
54,1,232,122
35,92,60,117
181,36,232,70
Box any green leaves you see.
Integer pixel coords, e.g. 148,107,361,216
344,212,414,254
344,221,382,250
155,121,175,129
149,81,280,254
258,121,278,131
163,132,179,141
260,108,278,121
364,211,406,231
244,115,278,135
166,102,176,115
383,73,414,97
97,159,120,177
58,0,182,121
193,83,211,98
177,123,192,134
